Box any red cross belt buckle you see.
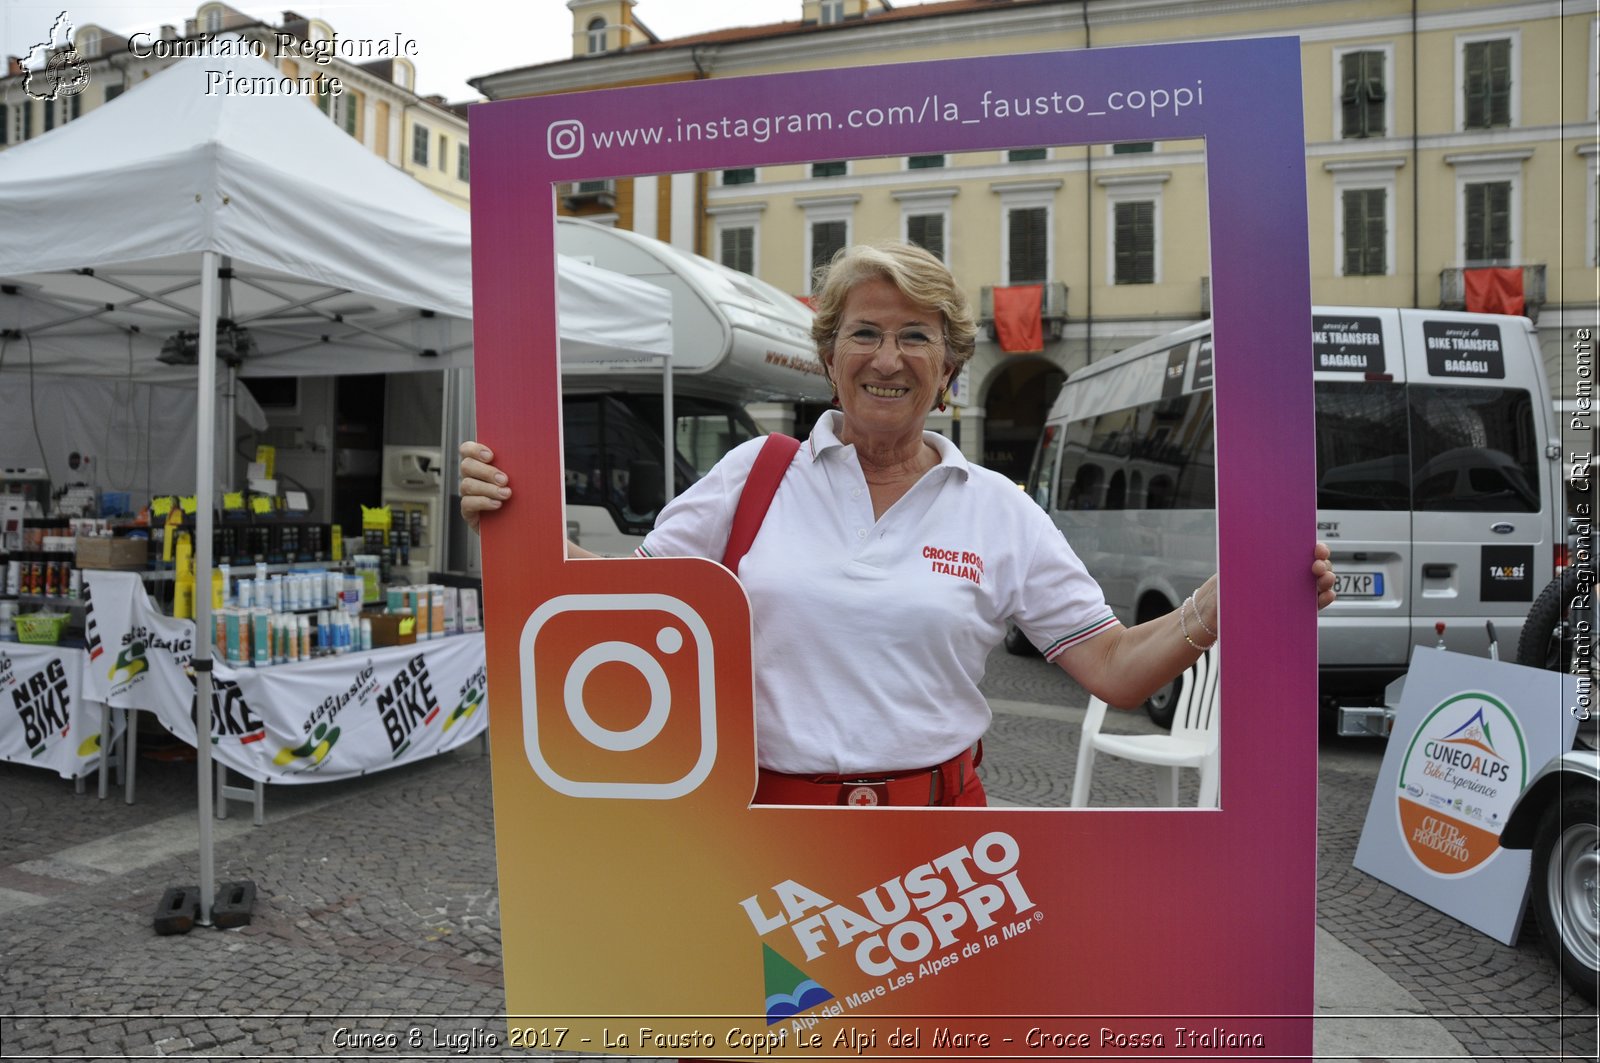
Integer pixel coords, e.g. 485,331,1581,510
841,784,888,806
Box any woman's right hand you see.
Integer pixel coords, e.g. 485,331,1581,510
458,440,510,534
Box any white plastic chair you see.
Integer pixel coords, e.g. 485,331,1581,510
1069,644,1220,808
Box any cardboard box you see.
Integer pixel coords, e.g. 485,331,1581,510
362,610,416,648
76,536,149,570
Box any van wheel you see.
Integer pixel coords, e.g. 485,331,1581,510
1144,676,1181,730
1004,623,1039,657
1530,790,1600,1002
1517,569,1579,672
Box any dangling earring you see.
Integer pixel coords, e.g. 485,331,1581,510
937,386,949,413
831,391,840,408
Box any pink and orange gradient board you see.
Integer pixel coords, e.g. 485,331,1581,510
470,39,1316,1058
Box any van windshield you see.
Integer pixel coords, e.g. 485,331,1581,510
1315,381,1540,512
562,394,761,533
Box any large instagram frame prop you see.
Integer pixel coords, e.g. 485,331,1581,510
472,39,1314,1056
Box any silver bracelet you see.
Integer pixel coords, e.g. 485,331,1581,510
1192,587,1218,640
1180,594,1216,651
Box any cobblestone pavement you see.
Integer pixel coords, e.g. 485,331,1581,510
0,647,1594,1059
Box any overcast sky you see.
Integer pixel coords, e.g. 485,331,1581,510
2,2,940,101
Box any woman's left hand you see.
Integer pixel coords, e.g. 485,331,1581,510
1313,541,1337,610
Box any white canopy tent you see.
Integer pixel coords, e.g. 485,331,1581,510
0,53,672,922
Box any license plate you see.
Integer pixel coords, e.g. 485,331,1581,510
1335,572,1383,597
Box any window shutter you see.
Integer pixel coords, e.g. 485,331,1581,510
811,220,847,286
1465,181,1511,263
1114,201,1155,285
721,227,754,275
1340,52,1361,135
1487,39,1511,126
1007,207,1047,284
1465,40,1510,129
907,214,945,261
1364,190,1386,275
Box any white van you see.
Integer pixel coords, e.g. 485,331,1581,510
553,219,831,555
1021,307,1562,733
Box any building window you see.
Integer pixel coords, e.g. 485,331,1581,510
906,213,946,262
1113,201,1156,285
0,104,7,146
412,124,429,166
812,160,847,178
1463,181,1511,262
80,30,100,58
68,95,80,121
1341,188,1387,275
330,91,357,136
1462,37,1512,129
810,220,848,287
587,17,607,54
20,101,32,140
1339,50,1386,138
42,99,54,132
799,195,857,291
203,8,223,33
907,154,945,170
721,168,756,186
720,226,756,275
1112,142,1154,154
439,134,448,171
1008,148,1046,162
458,144,470,183
1006,207,1048,285
820,1,846,25
104,83,123,102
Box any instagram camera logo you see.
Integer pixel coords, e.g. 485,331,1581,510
520,593,717,799
546,118,585,159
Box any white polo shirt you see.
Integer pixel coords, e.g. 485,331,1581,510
638,411,1117,774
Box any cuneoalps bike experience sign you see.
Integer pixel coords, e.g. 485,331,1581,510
1355,648,1580,944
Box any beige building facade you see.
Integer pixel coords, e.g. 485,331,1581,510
1,4,471,209
481,0,1597,481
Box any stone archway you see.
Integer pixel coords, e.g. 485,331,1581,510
981,358,1065,483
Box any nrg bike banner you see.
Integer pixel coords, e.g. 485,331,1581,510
469,38,1317,1057
0,641,120,780
81,571,487,783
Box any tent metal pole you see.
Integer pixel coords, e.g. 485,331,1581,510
662,355,674,506
225,365,237,491
194,250,219,926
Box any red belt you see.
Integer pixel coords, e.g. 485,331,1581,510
755,744,982,807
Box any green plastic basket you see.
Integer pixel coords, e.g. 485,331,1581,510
15,612,70,645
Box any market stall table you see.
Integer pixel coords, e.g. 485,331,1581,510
81,572,487,819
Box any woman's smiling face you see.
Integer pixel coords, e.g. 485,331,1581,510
827,277,951,448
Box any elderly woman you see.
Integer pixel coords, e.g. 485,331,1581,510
461,242,1337,806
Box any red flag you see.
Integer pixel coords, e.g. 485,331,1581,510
993,284,1044,353
1464,268,1524,316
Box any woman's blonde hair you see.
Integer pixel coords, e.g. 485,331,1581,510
810,242,978,377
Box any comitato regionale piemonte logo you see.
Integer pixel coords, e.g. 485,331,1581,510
22,12,90,102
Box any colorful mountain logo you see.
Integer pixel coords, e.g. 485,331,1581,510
109,641,148,683
1435,708,1501,759
762,944,834,1026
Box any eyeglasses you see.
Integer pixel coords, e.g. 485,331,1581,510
834,325,945,357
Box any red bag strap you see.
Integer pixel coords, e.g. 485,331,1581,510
721,433,801,575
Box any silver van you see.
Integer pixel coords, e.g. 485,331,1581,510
1020,307,1562,731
